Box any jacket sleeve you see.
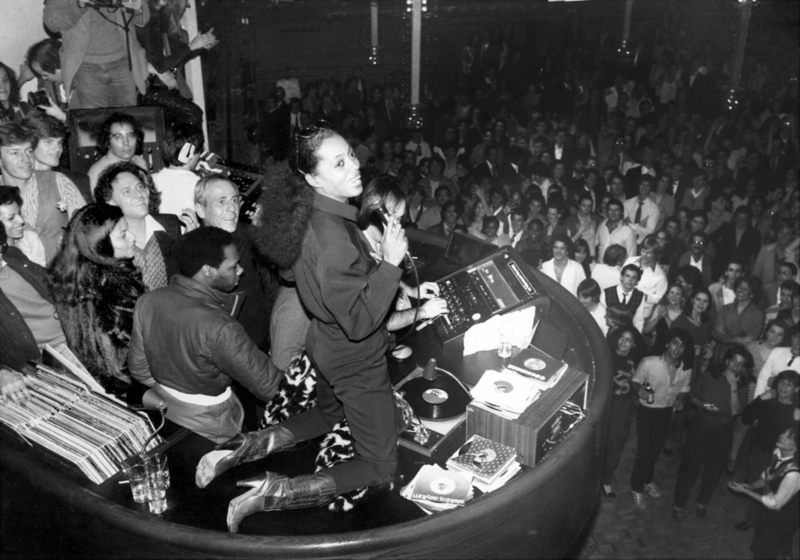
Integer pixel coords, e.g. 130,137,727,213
127,303,155,388
210,321,281,402
625,228,638,261
317,237,403,342
752,247,767,281
44,0,87,32
55,173,87,218
136,23,192,73
753,350,777,399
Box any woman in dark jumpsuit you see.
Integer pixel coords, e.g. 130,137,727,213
195,125,409,532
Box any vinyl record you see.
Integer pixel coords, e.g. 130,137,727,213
403,373,470,421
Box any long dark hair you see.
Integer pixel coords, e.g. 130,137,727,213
0,61,21,106
683,288,712,324
47,204,145,399
607,324,647,367
48,203,143,306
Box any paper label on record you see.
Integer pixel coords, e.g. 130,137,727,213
523,358,546,371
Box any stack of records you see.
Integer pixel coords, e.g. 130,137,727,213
401,464,473,514
470,369,541,420
446,435,521,493
503,346,568,391
0,364,161,484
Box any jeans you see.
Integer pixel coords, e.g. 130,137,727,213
602,397,636,486
69,57,137,109
630,405,673,493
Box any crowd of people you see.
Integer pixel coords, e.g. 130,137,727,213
1,0,799,554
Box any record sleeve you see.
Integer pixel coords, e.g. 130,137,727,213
408,464,473,506
505,346,568,388
446,435,519,485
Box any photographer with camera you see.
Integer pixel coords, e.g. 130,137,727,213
24,39,68,123
43,0,150,110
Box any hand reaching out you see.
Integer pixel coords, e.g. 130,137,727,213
190,29,218,51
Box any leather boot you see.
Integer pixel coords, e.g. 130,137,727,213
227,472,337,533
195,425,296,488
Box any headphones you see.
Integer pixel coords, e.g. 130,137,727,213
177,142,197,164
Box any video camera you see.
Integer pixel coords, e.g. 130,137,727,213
92,0,127,7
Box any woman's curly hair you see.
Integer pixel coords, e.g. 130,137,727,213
94,161,161,216
250,161,314,269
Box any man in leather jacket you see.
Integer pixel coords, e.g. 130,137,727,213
128,227,281,443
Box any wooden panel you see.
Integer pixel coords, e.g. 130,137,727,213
466,367,589,466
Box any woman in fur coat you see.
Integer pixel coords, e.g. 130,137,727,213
48,203,145,401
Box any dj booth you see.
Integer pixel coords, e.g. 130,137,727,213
0,232,613,559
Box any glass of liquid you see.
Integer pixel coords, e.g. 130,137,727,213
148,453,170,489
146,474,167,514
123,460,149,504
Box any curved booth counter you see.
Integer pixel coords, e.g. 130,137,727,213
1,267,612,559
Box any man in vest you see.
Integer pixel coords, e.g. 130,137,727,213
0,123,85,263
601,263,646,332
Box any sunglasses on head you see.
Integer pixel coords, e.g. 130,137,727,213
296,120,331,139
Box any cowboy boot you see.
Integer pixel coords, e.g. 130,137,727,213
227,471,337,533
195,425,296,488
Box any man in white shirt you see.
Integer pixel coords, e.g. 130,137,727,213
597,199,637,263
405,130,431,166
623,176,660,245
623,235,667,321
152,123,204,218
754,329,800,398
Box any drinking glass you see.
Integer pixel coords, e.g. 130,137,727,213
148,453,170,489
123,460,149,504
498,340,513,360
146,474,167,514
